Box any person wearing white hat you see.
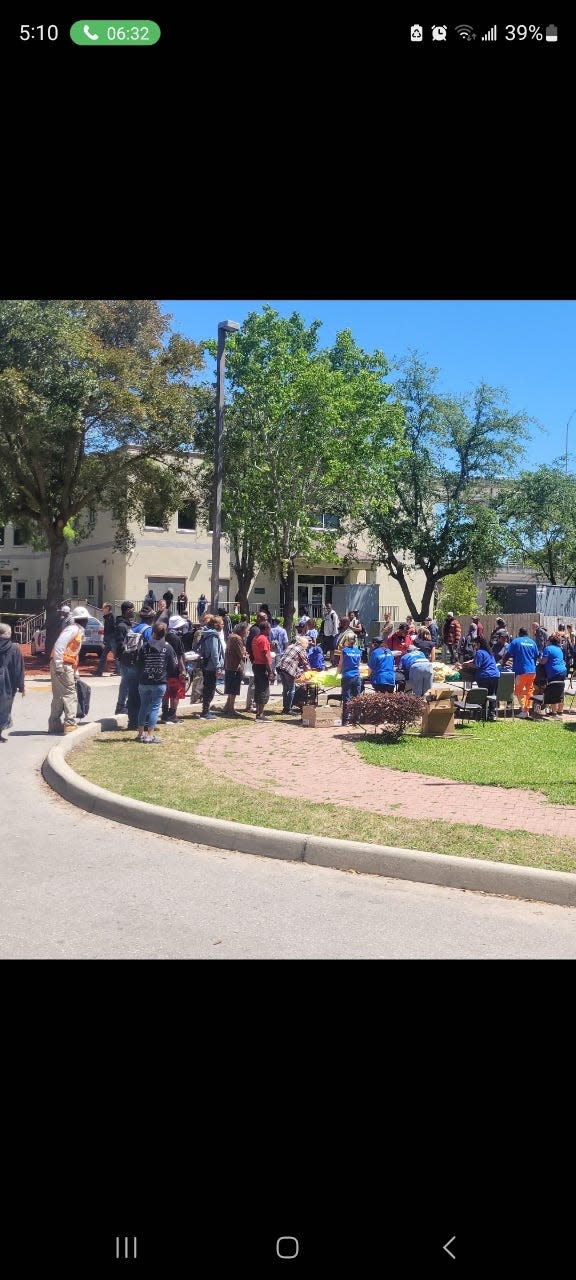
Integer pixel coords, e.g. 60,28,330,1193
48,607,89,733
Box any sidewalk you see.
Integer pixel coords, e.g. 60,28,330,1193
3,677,576,955
200,717,576,840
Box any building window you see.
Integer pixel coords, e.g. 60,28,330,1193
36,579,42,596
16,581,26,599
71,576,78,596
177,501,197,531
0,527,4,546
311,513,340,530
13,527,26,545
144,503,165,530
87,576,94,596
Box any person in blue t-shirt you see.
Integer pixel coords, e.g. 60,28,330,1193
458,639,500,721
336,636,362,725
399,645,434,697
368,639,396,692
536,630,567,717
500,628,540,717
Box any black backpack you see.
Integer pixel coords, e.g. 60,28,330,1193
120,628,144,668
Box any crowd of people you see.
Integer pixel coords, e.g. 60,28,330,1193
2,592,575,743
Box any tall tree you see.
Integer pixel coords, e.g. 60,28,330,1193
364,353,530,621
0,300,204,655
435,569,480,625
501,464,576,584
197,307,405,632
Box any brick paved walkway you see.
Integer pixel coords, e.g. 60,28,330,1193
199,717,576,839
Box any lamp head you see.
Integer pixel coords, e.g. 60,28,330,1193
218,320,240,333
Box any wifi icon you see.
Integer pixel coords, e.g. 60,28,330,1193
455,24,476,39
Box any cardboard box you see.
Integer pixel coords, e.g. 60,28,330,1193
420,701,456,737
301,705,339,728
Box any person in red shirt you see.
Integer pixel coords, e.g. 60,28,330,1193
251,622,273,721
387,623,414,667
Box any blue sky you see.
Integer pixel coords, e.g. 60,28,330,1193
162,300,576,468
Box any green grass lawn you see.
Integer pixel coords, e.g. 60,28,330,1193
353,718,576,806
68,716,576,874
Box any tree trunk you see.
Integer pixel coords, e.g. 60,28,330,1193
44,533,68,660
391,562,437,623
231,535,256,619
281,562,296,637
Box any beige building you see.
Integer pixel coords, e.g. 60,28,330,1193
1,507,426,624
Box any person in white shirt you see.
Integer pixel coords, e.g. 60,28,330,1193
321,602,339,664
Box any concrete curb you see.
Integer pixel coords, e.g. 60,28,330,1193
41,720,576,908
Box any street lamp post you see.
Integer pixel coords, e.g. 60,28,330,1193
565,409,576,476
210,319,240,613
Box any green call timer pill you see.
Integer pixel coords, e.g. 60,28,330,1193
70,20,161,45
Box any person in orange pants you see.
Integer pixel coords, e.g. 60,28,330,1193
514,672,535,715
501,627,540,719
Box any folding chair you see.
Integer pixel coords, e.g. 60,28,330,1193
562,669,576,712
486,671,515,721
530,679,566,718
454,687,488,725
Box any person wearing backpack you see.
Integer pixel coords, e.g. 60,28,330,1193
197,614,225,720
135,621,178,743
114,601,141,729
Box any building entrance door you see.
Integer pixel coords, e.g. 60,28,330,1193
297,582,324,617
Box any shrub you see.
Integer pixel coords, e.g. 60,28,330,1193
347,691,425,742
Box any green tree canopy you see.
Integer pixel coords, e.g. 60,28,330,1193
0,299,204,653
501,464,576,584
196,306,406,628
363,353,531,621
435,569,480,626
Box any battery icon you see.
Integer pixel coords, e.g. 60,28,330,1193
545,25,558,41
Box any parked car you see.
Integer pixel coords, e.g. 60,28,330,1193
31,615,105,658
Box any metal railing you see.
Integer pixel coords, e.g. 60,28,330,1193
14,610,46,644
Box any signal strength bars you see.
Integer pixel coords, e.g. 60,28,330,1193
482,25,497,41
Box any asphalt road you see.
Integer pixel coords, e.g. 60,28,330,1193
2,676,576,958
